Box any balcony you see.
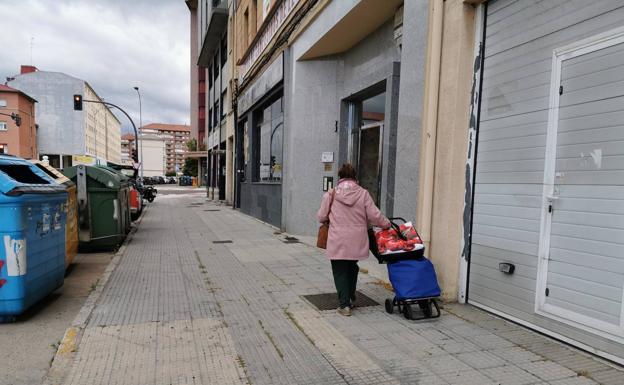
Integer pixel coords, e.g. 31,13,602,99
198,0,227,67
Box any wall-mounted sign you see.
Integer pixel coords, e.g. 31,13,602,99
321,152,334,163
72,155,96,166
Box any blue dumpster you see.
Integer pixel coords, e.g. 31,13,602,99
0,155,67,322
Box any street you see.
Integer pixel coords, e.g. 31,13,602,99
28,189,622,385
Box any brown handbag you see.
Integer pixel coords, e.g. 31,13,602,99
316,189,335,249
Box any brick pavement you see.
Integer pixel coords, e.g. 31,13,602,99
48,194,623,385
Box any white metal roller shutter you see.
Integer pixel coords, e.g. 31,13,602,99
469,0,624,362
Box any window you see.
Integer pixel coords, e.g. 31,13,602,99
213,54,219,79
0,99,6,107
254,97,283,182
243,8,249,49
208,65,213,88
221,31,227,68
214,100,219,127
208,108,213,129
221,90,226,119
0,144,6,154
0,122,6,131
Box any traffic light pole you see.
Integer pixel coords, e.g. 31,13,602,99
0,112,21,126
81,99,140,178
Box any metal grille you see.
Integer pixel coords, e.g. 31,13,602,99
302,291,379,311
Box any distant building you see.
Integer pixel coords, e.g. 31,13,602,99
140,123,190,174
0,84,37,158
8,65,121,168
120,133,136,166
141,134,166,177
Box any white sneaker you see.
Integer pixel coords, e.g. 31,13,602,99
337,307,352,316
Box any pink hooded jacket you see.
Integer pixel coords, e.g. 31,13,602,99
317,179,391,260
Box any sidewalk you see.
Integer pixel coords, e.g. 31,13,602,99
46,194,623,385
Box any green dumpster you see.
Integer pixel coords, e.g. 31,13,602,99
96,166,131,235
62,165,128,251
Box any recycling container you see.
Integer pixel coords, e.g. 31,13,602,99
30,160,79,268
96,166,131,235
0,155,67,321
62,165,127,251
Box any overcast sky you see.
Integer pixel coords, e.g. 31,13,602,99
0,0,190,133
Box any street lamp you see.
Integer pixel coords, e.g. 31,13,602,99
133,87,144,179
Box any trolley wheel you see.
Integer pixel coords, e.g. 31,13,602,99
385,298,394,314
419,300,433,318
403,304,414,320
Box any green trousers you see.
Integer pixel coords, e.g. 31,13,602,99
331,260,359,309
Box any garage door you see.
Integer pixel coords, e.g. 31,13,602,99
469,0,624,362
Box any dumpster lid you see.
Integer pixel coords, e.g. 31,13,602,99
0,155,67,195
29,160,75,187
63,165,121,189
97,165,130,184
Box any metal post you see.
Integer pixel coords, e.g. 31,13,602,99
134,87,144,179
81,99,140,178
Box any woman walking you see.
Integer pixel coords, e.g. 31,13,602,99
317,164,391,316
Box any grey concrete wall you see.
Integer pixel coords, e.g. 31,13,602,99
392,0,430,221
283,2,418,236
9,72,86,157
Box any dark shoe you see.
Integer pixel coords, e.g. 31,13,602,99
337,307,352,316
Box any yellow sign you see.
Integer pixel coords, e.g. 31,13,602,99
72,155,96,166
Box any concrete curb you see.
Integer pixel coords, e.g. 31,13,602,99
43,206,148,385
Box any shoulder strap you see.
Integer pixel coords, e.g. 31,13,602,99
328,188,336,215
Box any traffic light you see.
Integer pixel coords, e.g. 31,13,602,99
10,113,21,127
73,94,83,110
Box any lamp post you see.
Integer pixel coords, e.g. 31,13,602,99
133,87,144,179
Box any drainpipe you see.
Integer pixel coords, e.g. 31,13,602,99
417,0,444,251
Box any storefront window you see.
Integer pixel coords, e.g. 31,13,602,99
254,97,283,182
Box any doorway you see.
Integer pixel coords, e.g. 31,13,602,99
349,91,386,205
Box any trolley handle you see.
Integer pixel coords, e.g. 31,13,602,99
388,217,407,241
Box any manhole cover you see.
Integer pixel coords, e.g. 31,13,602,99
302,291,379,311
213,240,233,244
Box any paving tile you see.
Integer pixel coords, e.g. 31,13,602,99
481,365,540,385
517,360,577,381
456,350,507,369
489,346,545,364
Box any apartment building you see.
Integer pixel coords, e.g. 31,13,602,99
186,0,234,198
140,123,190,174
120,133,136,166
0,84,37,158
8,66,121,168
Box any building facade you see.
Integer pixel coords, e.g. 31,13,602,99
186,0,624,364
186,0,234,197
140,123,190,174
120,133,136,166
140,134,166,177
0,84,37,158
7,66,121,168
416,0,624,365
232,0,428,232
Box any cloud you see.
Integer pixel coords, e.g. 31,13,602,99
0,0,190,132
